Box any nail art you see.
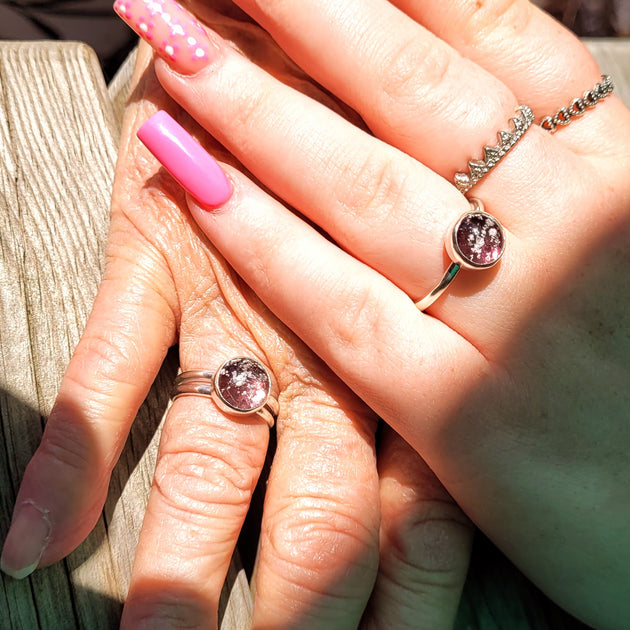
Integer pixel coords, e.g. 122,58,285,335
114,0,213,75
137,110,233,208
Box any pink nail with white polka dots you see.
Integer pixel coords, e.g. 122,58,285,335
114,0,213,75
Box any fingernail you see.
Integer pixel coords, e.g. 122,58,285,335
113,0,214,75
137,110,233,208
1,501,52,579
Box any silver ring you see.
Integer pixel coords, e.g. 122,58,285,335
171,357,278,428
540,74,614,133
415,199,505,311
454,105,534,194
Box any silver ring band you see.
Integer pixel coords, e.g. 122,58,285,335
540,74,614,133
415,199,505,311
172,357,278,428
454,105,534,194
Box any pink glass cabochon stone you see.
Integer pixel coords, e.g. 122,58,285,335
453,212,505,268
215,357,271,413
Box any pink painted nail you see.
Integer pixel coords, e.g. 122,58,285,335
113,0,213,75
137,111,233,208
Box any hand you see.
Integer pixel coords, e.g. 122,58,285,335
134,0,630,627
1,6,472,629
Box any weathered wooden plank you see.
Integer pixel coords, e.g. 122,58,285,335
0,41,252,629
585,38,630,106
107,46,137,131
0,40,122,630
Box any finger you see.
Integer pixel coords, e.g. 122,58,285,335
114,0,469,304
121,394,270,629
390,0,630,158
122,0,555,239
2,44,182,578
363,427,473,630
230,0,522,177
236,0,620,156
145,11,619,342
133,108,496,435
119,188,271,625
252,372,380,628
153,52,472,301
391,0,602,113
186,169,486,452
139,88,554,357
145,16,574,329
1,252,176,578
123,108,381,625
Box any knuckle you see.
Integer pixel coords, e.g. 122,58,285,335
124,595,207,630
334,151,410,226
398,519,472,588
277,369,380,438
380,35,453,103
179,281,221,323
325,280,392,361
266,498,377,576
74,327,141,385
384,501,473,582
379,443,473,583
39,415,95,474
464,0,533,39
152,445,257,519
231,83,274,139
246,251,275,298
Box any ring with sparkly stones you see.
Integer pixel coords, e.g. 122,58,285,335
415,199,505,311
171,357,278,427
454,106,534,195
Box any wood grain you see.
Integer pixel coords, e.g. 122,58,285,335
586,38,630,105
1,41,122,628
0,41,252,629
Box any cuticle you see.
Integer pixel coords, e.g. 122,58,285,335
155,41,223,79
18,499,53,544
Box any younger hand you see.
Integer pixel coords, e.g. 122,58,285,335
133,1,630,627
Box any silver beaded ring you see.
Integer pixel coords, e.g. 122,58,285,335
540,75,614,133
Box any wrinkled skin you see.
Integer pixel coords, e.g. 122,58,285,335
1,5,472,630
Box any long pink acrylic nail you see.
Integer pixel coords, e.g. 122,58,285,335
137,111,233,208
114,0,213,75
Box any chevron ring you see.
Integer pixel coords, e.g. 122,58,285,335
453,105,534,194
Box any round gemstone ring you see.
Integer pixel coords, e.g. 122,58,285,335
171,357,278,427
415,199,505,311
